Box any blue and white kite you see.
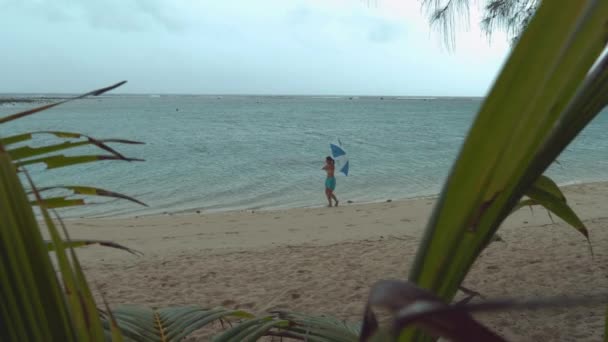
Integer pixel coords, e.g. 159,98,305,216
330,141,349,176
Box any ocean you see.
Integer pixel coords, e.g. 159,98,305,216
1,95,607,218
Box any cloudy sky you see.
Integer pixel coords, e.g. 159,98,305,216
0,0,510,96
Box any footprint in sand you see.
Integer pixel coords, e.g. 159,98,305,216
319,225,328,229
400,218,411,222
346,224,356,227
274,216,281,219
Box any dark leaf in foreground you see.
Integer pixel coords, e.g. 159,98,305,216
360,280,504,342
361,280,608,342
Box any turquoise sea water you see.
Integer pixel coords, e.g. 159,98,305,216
1,95,607,218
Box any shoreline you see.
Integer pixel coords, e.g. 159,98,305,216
72,179,608,221
66,180,608,257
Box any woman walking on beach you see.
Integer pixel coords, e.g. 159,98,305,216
322,156,339,207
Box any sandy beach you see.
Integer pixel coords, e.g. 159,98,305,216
69,182,608,341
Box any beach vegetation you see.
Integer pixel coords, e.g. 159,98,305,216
1,0,608,341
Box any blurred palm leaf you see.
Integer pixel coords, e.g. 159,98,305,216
361,280,504,342
213,311,360,342
16,154,143,170
31,185,148,208
45,239,142,255
0,144,77,341
0,81,137,341
212,316,289,342
0,81,126,124
5,131,143,161
361,280,607,342
407,1,608,341
106,305,254,342
410,0,608,299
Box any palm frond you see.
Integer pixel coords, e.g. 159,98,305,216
7,133,142,162
408,1,608,340
45,239,142,256
0,81,131,341
510,175,588,240
0,81,126,124
31,185,148,208
213,310,360,342
107,305,254,342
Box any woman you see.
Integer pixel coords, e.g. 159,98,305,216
322,156,339,207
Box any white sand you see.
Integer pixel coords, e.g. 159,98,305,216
69,182,608,341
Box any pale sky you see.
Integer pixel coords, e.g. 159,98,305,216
0,0,510,96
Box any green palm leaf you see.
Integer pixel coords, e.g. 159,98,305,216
525,181,588,239
407,1,608,340
45,239,142,255
31,185,148,207
212,316,287,342
16,154,143,170
2,130,142,147
108,305,254,342
25,170,106,340
1,81,132,341
213,311,360,342
0,145,76,341
8,134,142,161
510,175,588,239
409,0,608,300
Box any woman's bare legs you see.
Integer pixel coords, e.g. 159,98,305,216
325,188,338,207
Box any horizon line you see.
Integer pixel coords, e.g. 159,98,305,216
0,92,485,98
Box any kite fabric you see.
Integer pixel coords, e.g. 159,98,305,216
329,142,349,176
